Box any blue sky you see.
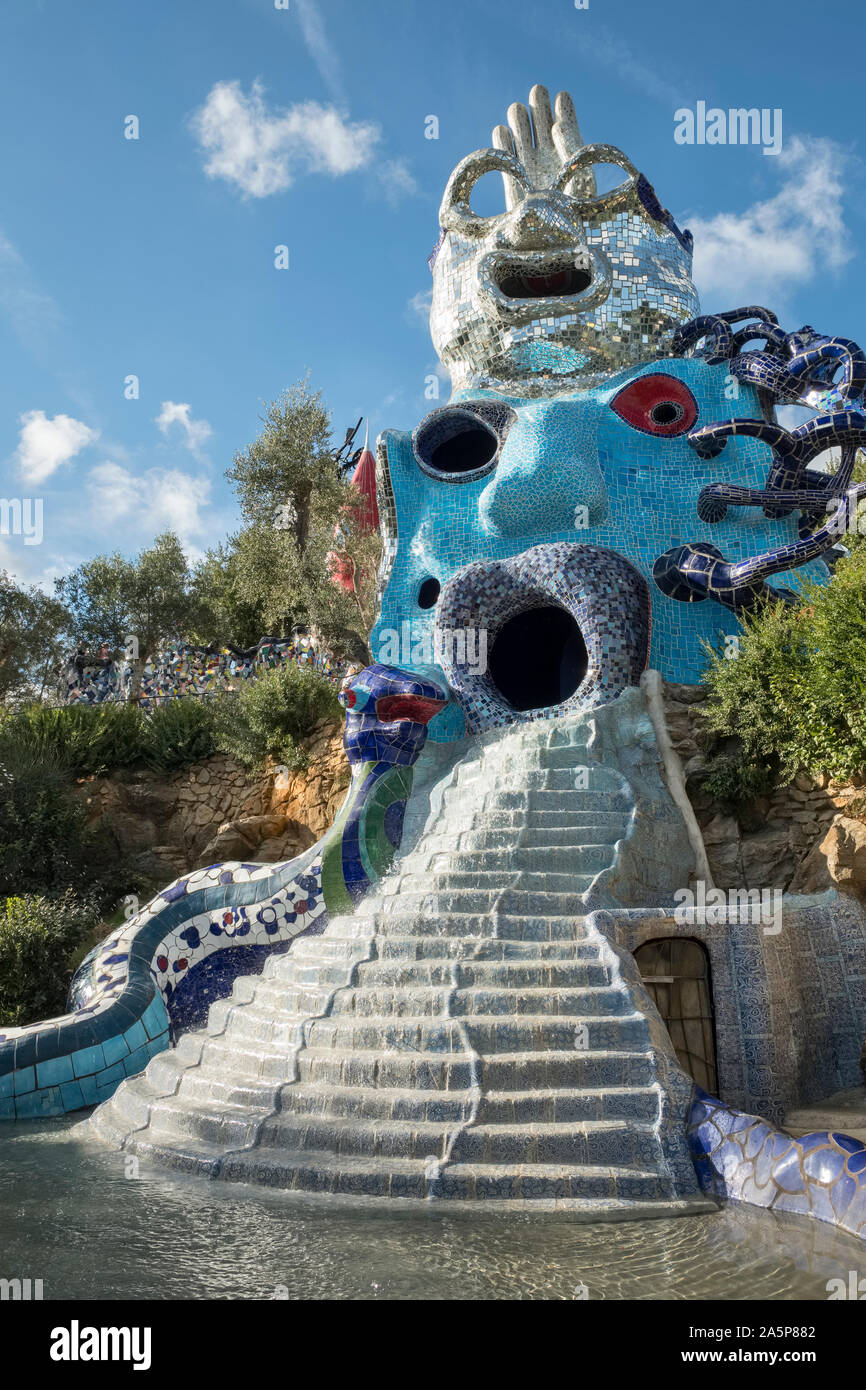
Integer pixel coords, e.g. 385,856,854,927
1,0,864,590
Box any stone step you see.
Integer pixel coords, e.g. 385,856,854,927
358,894,590,926
390,866,608,893
98,1128,712,1213
206,989,332,1037
478,1049,656,1091
175,1068,286,1113
412,845,617,875
349,958,612,988
295,1045,478,1090
198,1033,300,1083
251,1112,656,1167
449,766,623,794
212,1007,311,1049
450,736,592,780
457,808,630,830
291,1044,652,1092
213,1147,676,1203
301,1011,649,1055
442,787,632,814
281,1081,476,1123
290,933,600,962
416,824,630,856
277,1081,658,1126
323,984,631,1019
146,1094,273,1148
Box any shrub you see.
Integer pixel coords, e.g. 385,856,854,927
700,753,778,811
0,745,128,903
211,664,341,771
700,544,866,800
140,700,217,774
0,891,98,1027
0,702,143,777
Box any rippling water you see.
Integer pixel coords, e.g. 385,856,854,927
0,1118,863,1300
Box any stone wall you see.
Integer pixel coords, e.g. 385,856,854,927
76,718,349,884
604,898,866,1125
663,681,866,899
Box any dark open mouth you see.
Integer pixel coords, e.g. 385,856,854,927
498,264,593,300
489,605,588,711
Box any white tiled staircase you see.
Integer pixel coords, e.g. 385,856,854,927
88,712,711,1214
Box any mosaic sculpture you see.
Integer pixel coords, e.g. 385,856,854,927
60,634,345,706
5,84,866,1240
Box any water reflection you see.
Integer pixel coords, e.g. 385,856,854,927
0,1118,862,1300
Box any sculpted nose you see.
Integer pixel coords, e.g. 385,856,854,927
498,194,579,251
477,409,608,539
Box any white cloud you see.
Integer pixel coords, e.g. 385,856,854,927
688,136,853,304
407,288,432,321
190,80,380,198
87,461,212,551
294,0,343,100
15,409,98,485
576,28,685,109
0,231,64,355
156,401,212,456
378,158,420,206
776,404,816,432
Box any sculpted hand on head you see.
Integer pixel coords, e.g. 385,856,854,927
429,83,698,394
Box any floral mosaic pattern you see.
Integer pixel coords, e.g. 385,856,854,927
60,635,346,706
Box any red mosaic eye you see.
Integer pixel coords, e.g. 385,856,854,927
610,374,697,436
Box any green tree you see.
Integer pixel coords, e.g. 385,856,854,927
55,532,196,699
189,541,268,650
225,380,380,661
0,570,70,705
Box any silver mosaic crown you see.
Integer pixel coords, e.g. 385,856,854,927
429,84,700,396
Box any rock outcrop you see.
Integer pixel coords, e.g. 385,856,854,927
74,718,348,882
662,682,866,901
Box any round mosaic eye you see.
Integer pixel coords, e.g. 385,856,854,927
610,374,698,436
338,685,371,711
413,408,500,479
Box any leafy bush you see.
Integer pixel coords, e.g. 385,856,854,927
0,891,98,1027
0,699,218,778
0,745,129,903
140,700,217,774
0,702,142,776
700,544,866,800
700,753,778,811
211,664,341,771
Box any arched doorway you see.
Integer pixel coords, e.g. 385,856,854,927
634,937,718,1093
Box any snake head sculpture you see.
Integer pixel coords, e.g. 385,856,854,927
338,663,448,767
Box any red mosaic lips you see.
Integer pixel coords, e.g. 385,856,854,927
374,694,446,724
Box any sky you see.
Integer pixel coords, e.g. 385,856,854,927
1,0,864,592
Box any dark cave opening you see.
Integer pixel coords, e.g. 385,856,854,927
488,605,588,711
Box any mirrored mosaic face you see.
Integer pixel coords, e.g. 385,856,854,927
429,86,698,396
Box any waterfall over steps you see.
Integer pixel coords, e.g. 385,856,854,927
88,707,712,1214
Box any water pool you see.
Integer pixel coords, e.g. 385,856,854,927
0,1117,863,1301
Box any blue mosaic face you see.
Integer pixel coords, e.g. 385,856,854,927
372,356,832,737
